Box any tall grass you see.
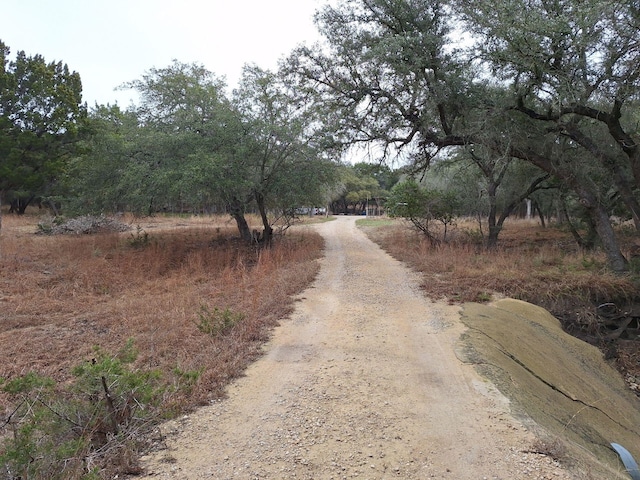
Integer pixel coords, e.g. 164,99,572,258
363,219,639,327
0,212,323,478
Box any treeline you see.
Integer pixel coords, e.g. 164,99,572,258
2,0,640,271
0,53,338,245
287,0,640,272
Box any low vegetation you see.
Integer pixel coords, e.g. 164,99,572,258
0,212,323,479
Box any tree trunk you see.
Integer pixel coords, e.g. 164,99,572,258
18,197,34,215
254,191,273,246
229,198,252,243
591,202,629,273
232,212,252,243
576,187,629,273
562,123,640,230
513,147,628,272
486,182,499,249
562,200,596,251
488,174,551,248
48,199,60,217
533,200,546,227
486,224,500,249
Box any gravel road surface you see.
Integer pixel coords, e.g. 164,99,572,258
139,216,577,479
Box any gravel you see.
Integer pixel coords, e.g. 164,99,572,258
138,217,582,480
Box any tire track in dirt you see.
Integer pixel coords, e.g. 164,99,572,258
139,216,577,479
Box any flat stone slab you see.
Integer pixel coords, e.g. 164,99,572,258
461,298,640,476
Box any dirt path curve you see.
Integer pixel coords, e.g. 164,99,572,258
140,216,576,479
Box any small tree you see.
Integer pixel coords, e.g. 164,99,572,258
388,179,459,247
233,65,339,243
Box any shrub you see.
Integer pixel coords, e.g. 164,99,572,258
127,225,150,248
387,179,460,247
194,305,245,337
0,341,163,479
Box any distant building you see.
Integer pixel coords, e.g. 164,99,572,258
296,207,327,216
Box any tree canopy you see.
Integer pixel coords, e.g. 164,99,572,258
287,0,640,271
0,40,85,214
67,60,339,243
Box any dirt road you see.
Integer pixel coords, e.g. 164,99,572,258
139,216,576,479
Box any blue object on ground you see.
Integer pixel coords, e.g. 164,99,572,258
611,443,640,480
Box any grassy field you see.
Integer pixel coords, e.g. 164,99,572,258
0,212,324,478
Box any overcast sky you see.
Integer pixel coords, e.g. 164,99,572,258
1,0,325,107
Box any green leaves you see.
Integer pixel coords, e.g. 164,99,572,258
1,371,55,394
0,40,85,212
292,0,467,160
388,179,460,245
227,65,338,237
69,60,339,242
1,341,163,480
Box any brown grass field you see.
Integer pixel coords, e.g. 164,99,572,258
0,213,324,408
0,211,638,478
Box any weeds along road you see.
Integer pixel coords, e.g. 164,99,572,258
139,216,576,479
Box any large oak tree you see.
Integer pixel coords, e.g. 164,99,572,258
288,0,638,271
458,0,640,271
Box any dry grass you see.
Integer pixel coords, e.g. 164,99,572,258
363,218,638,311
1,212,637,477
362,217,640,393
0,211,324,413
528,436,569,463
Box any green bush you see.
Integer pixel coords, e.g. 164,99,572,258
388,179,461,247
194,305,244,337
0,341,163,479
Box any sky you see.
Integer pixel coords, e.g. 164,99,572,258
1,0,326,107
